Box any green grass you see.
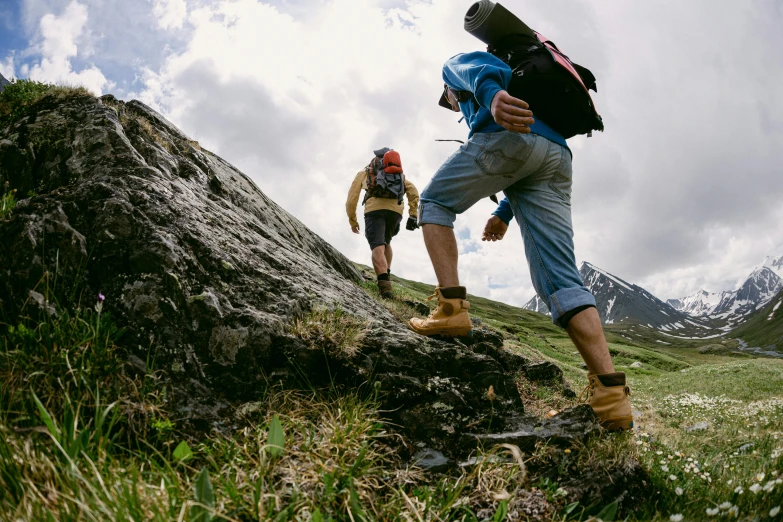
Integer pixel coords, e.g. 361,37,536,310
0,185,15,219
290,305,368,356
1,257,781,519
730,289,783,352
631,360,783,520
357,262,783,520
0,79,91,126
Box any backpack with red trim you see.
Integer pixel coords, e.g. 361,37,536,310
488,32,604,139
363,148,406,205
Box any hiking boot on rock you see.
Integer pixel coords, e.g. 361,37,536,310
581,372,633,431
378,279,394,299
408,287,472,337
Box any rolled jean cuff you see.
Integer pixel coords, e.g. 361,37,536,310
548,286,597,326
418,200,456,228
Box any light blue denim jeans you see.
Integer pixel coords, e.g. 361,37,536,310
418,130,595,325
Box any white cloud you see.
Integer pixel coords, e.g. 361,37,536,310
123,0,783,307
27,1,110,94
9,0,783,308
0,55,14,79
152,0,187,30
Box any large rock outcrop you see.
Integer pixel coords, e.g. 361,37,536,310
0,92,596,456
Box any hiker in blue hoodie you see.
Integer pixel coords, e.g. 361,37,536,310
408,49,632,431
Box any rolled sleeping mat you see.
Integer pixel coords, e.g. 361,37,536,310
464,0,535,45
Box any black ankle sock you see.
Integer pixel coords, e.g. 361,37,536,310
597,372,626,387
377,273,390,282
440,286,467,299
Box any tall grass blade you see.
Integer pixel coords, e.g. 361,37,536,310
267,414,285,457
191,467,215,522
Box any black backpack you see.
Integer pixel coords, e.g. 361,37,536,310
456,33,604,139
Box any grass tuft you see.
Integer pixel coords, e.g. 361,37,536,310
0,79,92,125
290,306,368,356
1,182,16,219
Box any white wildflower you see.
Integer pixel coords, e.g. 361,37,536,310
720,502,732,510
661,465,670,472
764,480,776,492
670,514,684,522
669,475,678,481
734,486,744,494
706,507,719,516
728,505,739,517
757,473,766,482
749,483,762,494
770,506,780,517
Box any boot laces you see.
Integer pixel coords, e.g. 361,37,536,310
578,379,595,403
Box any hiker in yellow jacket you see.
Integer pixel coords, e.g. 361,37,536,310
346,148,419,298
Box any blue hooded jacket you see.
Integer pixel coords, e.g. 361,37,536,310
443,52,572,225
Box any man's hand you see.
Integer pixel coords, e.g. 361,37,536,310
406,217,419,231
351,225,360,234
482,215,508,242
490,90,534,133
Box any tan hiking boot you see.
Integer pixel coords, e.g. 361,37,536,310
408,287,472,337
580,372,634,431
378,279,394,299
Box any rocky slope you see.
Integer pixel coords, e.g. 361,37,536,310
729,288,783,355
0,90,606,461
0,73,8,92
710,265,783,327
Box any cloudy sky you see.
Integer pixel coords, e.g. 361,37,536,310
2,0,782,306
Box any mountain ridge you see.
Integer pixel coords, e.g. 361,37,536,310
524,261,717,337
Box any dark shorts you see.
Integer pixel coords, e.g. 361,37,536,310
364,209,402,249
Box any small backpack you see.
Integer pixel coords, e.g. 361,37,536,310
363,149,406,205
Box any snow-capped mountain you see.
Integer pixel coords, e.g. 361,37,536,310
710,266,783,326
667,290,725,316
763,254,783,279
667,253,783,328
524,262,715,336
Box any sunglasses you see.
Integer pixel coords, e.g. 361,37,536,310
438,84,472,110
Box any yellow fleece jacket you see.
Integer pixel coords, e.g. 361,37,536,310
345,170,420,228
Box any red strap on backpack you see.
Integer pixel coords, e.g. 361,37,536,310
535,32,587,91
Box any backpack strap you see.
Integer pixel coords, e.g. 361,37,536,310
361,162,373,206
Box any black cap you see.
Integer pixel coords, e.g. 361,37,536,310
438,86,452,110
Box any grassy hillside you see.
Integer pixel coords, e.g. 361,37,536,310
360,265,783,520
730,289,783,353
1,256,780,520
